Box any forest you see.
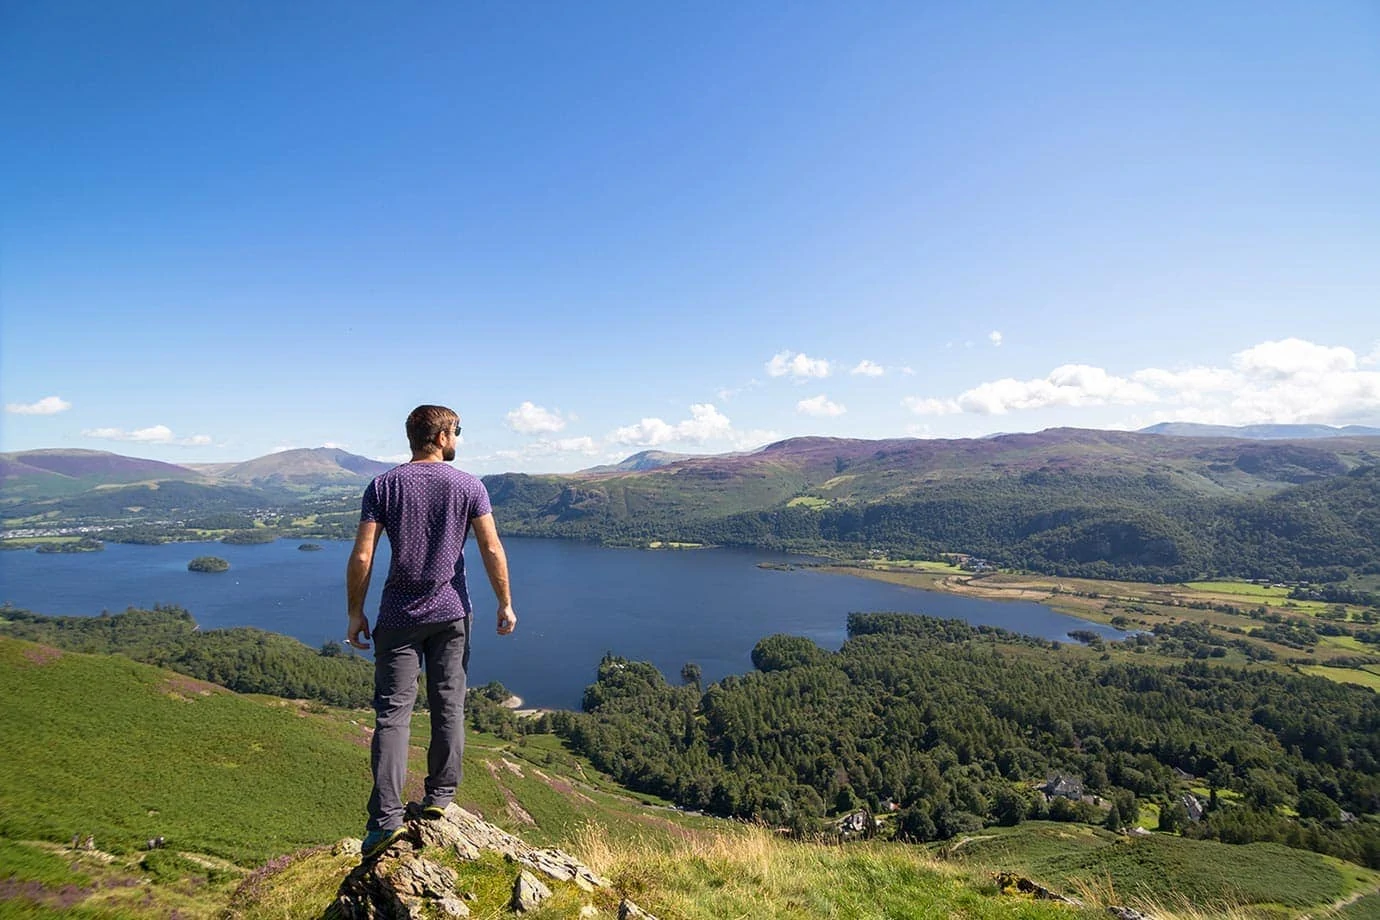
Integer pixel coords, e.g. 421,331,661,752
7,604,1379,869
550,613,1380,868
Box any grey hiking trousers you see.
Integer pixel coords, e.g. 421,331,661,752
366,616,470,832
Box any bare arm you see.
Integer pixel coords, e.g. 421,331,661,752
471,513,516,635
346,520,383,649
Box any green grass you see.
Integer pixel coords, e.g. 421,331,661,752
1319,634,1372,653
0,637,374,865
785,496,829,509
872,559,966,573
942,822,1363,912
0,536,84,548
0,840,91,888
229,824,1088,920
1333,891,1380,918
1185,581,1294,598
1300,665,1380,691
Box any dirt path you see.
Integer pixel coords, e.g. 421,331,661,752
1299,882,1380,919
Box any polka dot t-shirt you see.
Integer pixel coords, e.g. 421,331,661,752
360,462,492,633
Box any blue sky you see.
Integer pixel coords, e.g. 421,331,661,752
3,2,1378,473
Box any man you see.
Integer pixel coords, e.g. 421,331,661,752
346,404,517,859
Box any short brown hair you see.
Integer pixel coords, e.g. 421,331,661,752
406,405,458,452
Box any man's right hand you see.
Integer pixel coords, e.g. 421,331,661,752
347,610,373,650
497,605,517,636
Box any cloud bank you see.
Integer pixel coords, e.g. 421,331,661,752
904,338,1380,426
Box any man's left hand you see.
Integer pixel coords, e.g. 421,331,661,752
496,605,517,636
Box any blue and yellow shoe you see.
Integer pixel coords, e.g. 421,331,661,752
360,826,407,860
408,801,447,820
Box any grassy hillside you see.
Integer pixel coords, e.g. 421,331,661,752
3,634,1377,918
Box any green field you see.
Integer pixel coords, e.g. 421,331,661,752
1301,665,1380,692
1186,580,1295,598
785,495,830,509
869,559,966,573
942,822,1375,914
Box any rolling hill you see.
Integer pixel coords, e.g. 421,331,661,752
0,449,208,500
194,447,397,487
1,447,398,512
482,428,1380,581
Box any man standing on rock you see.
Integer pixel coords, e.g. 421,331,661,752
346,404,517,859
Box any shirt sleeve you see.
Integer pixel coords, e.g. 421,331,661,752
360,480,381,523
469,479,492,520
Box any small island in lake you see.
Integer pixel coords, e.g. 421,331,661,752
298,543,323,552
188,555,230,573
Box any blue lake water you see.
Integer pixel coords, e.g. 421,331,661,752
0,538,1122,709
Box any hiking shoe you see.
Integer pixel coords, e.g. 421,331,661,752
407,800,447,820
360,826,406,859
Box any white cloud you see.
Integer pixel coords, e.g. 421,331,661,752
1362,342,1380,367
766,350,831,379
6,395,71,415
1131,366,1237,394
797,395,846,417
730,428,780,451
900,338,1380,428
903,396,961,416
850,360,885,377
1234,337,1355,380
611,403,736,447
901,366,916,376
956,365,1157,415
83,425,211,446
551,436,599,453
505,401,567,434
989,331,1003,347
322,441,348,450
491,436,601,461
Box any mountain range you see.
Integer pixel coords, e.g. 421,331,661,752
6,426,1380,583
0,446,396,501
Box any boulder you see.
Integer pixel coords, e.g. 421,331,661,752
619,898,659,919
511,870,552,912
327,805,609,919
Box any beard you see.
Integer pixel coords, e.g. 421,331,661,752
442,445,456,462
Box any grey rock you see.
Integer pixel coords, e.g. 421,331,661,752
392,855,458,899
435,895,472,917
328,805,609,919
334,838,363,857
619,898,658,919
1106,909,1152,920
511,870,552,912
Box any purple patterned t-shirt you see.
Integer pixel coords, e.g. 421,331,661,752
360,462,492,633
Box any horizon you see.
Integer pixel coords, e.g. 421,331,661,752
6,420,1380,477
3,3,1378,475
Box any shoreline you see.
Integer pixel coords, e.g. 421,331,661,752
500,693,556,718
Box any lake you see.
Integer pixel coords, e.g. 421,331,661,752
0,538,1123,709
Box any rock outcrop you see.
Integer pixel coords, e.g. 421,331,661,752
326,804,655,919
